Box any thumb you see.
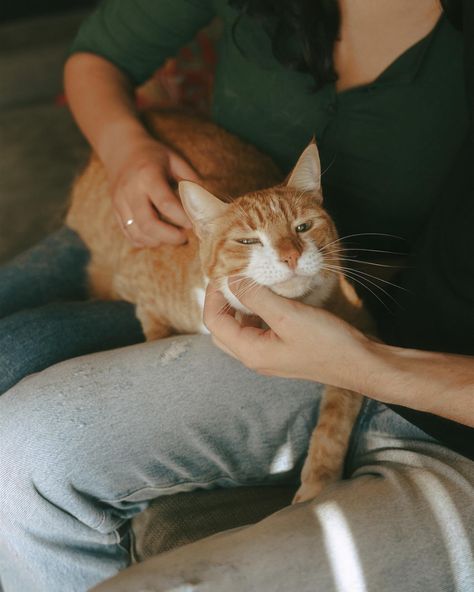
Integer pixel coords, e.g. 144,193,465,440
169,153,201,183
230,279,297,331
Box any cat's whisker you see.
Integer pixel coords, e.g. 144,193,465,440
322,246,408,258
322,265,394,312
322,259,409,291
323,261,402,300
321,265,391,311
319,233,407,257
323,256,404,269
336,266,407,296
328,231,406,245
214,275,261,308
231,281,261,303
216,302,234,318
225,277,250,287
322,260,402,303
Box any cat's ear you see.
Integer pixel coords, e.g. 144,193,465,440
286,140,322,196
179,181,229,237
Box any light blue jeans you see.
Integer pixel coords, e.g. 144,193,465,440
0,335,473,592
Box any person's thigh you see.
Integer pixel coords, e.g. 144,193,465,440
0,335,321,592
0,226,89,318
0,226,144,394
0,299,144,395
92,402,474,592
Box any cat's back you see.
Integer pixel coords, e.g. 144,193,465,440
144,111,281,196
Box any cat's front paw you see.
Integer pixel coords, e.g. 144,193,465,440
292,480,326,504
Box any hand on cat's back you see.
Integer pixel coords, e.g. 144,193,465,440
204,280,371,392
109,137,199,247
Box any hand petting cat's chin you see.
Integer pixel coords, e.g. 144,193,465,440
269,275,315,298
219,273,325,315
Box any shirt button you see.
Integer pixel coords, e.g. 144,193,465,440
327,102,337,114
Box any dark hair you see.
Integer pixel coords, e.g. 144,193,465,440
229,0,463,90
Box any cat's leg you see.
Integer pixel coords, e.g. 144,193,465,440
293,387,364,503
135,302,172,341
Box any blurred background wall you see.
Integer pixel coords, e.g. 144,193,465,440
0,1,97,262
0,1,96,22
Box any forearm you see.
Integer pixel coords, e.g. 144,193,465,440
359,342,474,427
64,53,152,176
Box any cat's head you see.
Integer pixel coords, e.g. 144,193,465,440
179,142,339,311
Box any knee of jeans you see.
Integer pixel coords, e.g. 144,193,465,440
0,381,114,503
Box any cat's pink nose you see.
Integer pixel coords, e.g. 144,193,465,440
280,248,300,270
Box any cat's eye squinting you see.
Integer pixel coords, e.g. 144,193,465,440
235,238,262,245
295,221,313,233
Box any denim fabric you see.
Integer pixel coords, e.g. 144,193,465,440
0,227,144,394
0,336,473,592
94,399,474,592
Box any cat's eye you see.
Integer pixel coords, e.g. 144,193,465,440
235,238,262,245
295,221,313,233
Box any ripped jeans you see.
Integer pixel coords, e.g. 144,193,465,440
0,336,473,592
0,229,473,591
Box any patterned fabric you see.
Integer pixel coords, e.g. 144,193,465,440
136,21,220,114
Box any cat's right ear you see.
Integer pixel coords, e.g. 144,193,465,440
286,140,322,197
179,181,229,238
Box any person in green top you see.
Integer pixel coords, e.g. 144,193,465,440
0,1,473,591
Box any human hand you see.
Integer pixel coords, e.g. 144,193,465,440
110,137,200,247
203,280,372,391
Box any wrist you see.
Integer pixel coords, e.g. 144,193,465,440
98,120,155,177
356,340,397,402
358,340,433,409
309,333,381,395
323,337,403,402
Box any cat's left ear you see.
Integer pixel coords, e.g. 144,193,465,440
286,140,322,198
179,181,229,238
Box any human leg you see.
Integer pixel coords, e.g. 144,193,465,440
0,227,144,394
0,335,321,592
0,226,89,318
0,299,144,394
93,402,474,592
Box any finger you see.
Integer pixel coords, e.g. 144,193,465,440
114,211,141,245
203,283,235,330
228,278,298,332
129,198,188,245
211,335,239,359
169,152,201,183
113,200,148,247
149,179,192,230
203,283,268,357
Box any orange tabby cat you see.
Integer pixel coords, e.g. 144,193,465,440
66,111,373,502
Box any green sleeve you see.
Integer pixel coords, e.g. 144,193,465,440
70,0,216,85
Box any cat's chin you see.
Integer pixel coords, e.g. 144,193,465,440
269,276,315,298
